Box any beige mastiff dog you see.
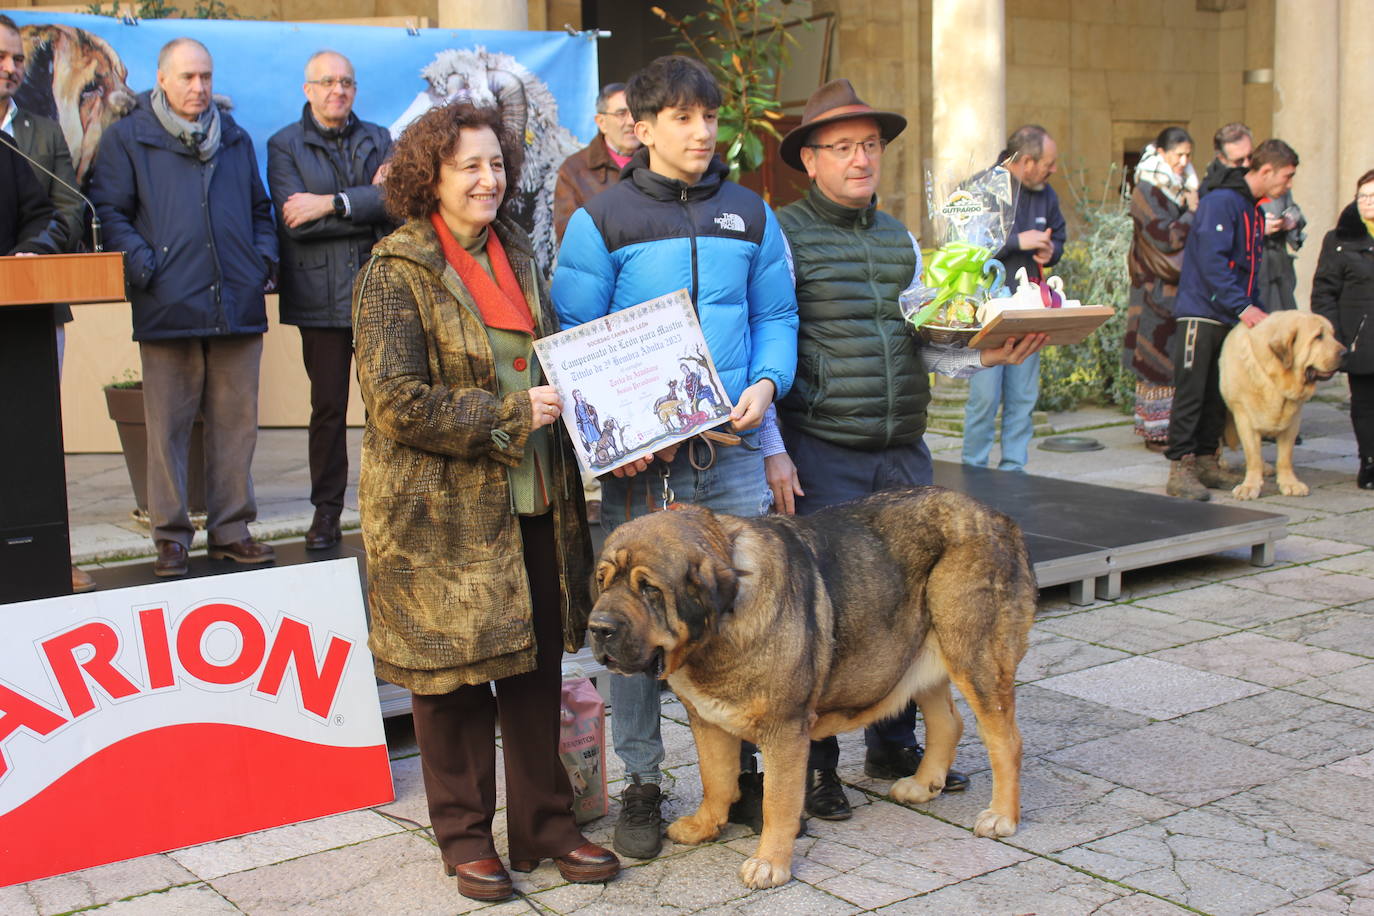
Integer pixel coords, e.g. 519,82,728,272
1219,310,1346,500
587,489,1037,889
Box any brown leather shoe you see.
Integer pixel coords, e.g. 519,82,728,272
153,540,189,577
207,537,276,564
304,509,341,550
540,842,620,884
71,565,97,593
445,857,512,901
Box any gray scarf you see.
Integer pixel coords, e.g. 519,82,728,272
150,87,221,162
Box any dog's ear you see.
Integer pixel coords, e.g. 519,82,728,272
1269,322,1299,370
675,554,740,640
592,549,629,596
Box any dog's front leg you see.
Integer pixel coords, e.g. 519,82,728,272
739,729,808,889
665,707,739,847
1273,424,1308,496
1231,414,1266,500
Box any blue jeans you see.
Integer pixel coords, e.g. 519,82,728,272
779,427,932,770
961,352,1041,472
601,435,768,783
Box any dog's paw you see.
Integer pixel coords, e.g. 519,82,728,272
1231,481,1263,501
739,856,791,889
973,809,1018,838
1277,477,1309,497
889,775,941,805
667,814,721,846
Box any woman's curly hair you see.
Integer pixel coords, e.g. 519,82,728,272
382,102,524,223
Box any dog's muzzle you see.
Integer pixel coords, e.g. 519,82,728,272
588,613,664,678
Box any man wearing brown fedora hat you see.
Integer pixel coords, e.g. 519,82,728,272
753,78,1043,823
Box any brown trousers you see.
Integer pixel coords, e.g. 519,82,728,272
140,335,262,547
410,512,585,867
299,327,352,514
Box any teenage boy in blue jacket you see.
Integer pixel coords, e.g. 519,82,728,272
552,54,798,861
1165,138,1299,500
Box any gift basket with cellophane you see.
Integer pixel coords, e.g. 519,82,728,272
900,163,1018,347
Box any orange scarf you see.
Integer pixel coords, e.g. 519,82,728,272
430,213,534,335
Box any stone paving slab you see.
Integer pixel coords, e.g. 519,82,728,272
1036,655,1266,719
167,810,404,881
1274,871,1374,915
1170,690,1374,765
1151,631,1369,687
1259,607,1374,657
1210,768,1374,867
1016,626,1132,680
1045,721,1308,807
893,757,1182,855
1135,581,1330,628
208,831,466,916
1058,807,1371,916
871,857,1191,915
1037,603,1235,653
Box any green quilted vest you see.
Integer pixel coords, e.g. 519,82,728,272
776,186,931,450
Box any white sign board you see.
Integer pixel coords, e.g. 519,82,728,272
0,559,392,886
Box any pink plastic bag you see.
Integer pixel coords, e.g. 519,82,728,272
559,677,607,823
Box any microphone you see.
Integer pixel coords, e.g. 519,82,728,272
0,129,103,252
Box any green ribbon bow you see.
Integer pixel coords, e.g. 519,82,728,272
922,241,994,307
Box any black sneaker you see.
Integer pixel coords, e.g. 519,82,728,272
613,776,663,859
805,769,852,820
1360,456,1374,490
864,743,970,792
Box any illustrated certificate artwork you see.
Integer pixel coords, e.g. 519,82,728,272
534,289,734,476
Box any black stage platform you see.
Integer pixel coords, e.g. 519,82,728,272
82,466,1287,714
933,461,1287,604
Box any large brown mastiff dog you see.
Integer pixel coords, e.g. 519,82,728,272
588,488,1037,889
1220,310,1346,500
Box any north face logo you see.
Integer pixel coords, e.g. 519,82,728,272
713,212,746,232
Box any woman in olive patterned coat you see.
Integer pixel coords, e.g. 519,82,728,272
352,102,614,901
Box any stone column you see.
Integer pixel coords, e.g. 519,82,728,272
1339,0,1374,198
1272,0,1338,306
929,0,1005,185
436,0,527,31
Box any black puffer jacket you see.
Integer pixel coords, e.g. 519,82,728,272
267,105,392,327
1312,201,1374,375
776,186,928,450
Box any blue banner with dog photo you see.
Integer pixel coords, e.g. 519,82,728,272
2,10,599,265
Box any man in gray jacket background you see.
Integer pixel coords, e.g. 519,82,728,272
267,49,392,550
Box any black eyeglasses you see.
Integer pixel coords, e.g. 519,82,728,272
307,77,356,90
806,138,888,160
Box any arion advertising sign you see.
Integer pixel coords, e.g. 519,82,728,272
0,559,391,886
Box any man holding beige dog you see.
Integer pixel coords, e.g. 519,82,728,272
1164,139,1299,500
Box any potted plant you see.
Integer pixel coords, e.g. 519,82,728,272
103,372,208,527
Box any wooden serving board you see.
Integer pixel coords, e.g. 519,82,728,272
968,305,1115,349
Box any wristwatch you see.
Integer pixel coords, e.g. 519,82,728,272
332,193,346,217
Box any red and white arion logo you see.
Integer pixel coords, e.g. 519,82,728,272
0,601,355,780
0,563,393,887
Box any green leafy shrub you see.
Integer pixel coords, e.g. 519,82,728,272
1037,166,1135,412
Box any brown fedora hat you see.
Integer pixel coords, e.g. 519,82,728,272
779,78,907,171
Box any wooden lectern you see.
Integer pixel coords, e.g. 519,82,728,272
0,253,125,603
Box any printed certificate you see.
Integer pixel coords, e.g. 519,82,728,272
535,289,734,476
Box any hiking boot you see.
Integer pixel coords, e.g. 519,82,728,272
727,769,764,832
613,777,663,860
864,743,970,792
1195,452,1244,489
805,769,852,820
1166,456,1210,501
1360,457,1374,490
